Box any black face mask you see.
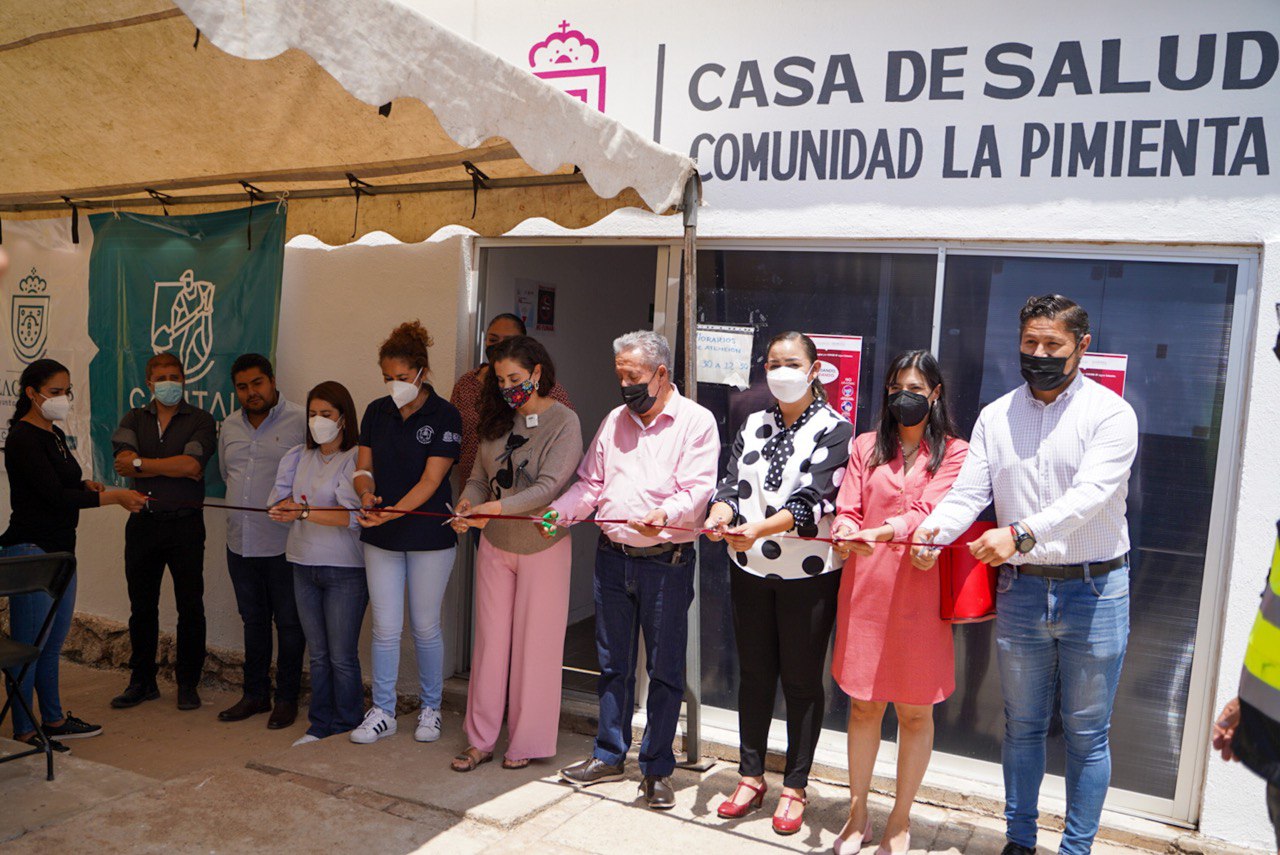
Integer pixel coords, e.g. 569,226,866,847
1020,349,1077,392
887,390,930,427
484,344,498,364
620,371,660,415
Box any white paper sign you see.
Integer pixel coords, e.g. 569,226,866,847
696,324,754,389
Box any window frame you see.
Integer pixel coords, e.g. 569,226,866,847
473,235,1261,826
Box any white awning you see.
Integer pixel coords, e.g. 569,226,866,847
0,0,697,244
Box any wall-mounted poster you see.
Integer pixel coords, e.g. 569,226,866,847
808,334,862,422
1080,352,1128,397
536,283,556,332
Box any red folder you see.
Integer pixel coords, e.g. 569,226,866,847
938,521,998,624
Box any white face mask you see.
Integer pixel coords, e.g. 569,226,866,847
387,368,423,408
766,366,814,404
38,392,71,422
309,415,341,446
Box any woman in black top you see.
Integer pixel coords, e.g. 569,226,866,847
2,359,146,750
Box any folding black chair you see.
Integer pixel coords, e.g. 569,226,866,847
0,551,77,781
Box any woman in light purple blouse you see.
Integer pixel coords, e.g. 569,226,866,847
268,381,367,745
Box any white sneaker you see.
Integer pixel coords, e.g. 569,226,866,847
414,706,441,742
292,734,321,747
350,707,397,744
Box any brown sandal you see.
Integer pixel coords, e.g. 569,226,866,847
501,756,531,770
450,747,493,772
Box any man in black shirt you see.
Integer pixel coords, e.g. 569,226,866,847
109,352,217,711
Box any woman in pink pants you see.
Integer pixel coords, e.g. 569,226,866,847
449,336,583,771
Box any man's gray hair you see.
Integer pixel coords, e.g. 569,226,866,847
612,330,672,372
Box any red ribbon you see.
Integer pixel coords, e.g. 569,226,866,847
143,497,966,549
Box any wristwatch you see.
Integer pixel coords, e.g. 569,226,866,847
132,457,143,473
1010,521,1036,554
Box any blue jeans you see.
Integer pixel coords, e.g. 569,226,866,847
364,544,456,713
4,544,75,737
293,564,369,738
592,542,696,777
226,549,304,702
996,564,1130,854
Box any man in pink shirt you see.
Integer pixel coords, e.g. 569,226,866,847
543,330,718,809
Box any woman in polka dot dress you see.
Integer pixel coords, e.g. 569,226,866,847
828,350,967,855
704,331,853,837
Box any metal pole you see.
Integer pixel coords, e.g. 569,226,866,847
677,174,712,770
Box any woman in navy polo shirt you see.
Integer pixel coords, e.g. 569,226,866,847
351,321,462,745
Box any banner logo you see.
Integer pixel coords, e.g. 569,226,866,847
12,267,50,364
529,21,607,112
151,269,216,382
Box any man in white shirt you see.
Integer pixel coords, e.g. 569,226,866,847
914,295,1138,855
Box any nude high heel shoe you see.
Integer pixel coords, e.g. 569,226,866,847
833,818,873,854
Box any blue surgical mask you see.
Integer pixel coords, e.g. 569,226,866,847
154,380,184,406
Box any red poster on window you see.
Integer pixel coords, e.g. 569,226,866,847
808,334,862,422
1079,352,1128,397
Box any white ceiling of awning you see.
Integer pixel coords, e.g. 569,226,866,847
0,0,697,244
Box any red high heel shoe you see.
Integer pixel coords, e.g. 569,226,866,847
716,779,767,818
772,791,808,835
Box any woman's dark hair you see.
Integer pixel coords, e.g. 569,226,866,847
764,330,826,403
868,350,958,475
378,320,433,373
11,358,69,427
477,336,556,441
488,313,528,336
305,381,360,451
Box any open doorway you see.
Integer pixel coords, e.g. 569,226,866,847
476,243,670,694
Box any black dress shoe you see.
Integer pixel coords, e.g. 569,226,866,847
639,775,676,810
177,686,202,711
559,757,625,787
218,695,271,722
1002,843,1037,855
110,682,160,709
267,701,297,730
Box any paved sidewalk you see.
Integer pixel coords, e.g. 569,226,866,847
0,664,1259,854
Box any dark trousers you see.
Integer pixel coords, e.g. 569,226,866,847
293,564,369,738
592,542,696,777
124,513,207,688
731,565,841,789
226,549,305,703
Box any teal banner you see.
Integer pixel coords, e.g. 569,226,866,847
87,206,285,497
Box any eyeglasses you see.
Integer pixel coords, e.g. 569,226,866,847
490,433,529,498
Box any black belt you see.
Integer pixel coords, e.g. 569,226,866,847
1014,554,1128,581
599,534,689,562
138,506,200,522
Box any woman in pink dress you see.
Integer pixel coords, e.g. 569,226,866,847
829,350,968,855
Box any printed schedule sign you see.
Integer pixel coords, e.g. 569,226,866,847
1079,352,1129,396
696,323,754,389
808,334,862,421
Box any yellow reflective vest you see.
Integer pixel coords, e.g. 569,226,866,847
1241,536,1280,720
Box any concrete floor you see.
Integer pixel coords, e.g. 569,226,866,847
0,662,1258,854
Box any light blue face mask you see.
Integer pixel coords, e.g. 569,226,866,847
153,380,184,407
